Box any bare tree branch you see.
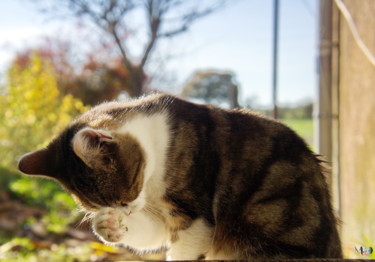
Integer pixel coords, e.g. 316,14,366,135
140,0,161,69
159,0,225,38
33,0,226,97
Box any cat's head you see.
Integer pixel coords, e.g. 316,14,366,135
18,124,146,212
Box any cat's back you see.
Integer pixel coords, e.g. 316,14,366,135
156,96,341,259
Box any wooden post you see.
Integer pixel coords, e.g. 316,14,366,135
317,0,341,216
317,0,333,167
330,0,341,218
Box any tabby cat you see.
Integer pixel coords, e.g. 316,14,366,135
18,94,342,259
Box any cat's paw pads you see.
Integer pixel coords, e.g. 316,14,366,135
93,207,128,243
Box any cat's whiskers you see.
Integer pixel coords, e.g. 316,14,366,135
143,203,164,221
79,211,96,226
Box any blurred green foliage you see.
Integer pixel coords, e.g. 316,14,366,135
0,53,88,245
10,178,76,233
281,118,314,147
0,52,87,166
0,237,93,262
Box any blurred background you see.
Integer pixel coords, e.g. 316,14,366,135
0,0,374,260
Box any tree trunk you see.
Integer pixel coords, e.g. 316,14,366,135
230,83,240,109
128,67,145,97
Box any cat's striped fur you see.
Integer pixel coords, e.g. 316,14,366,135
18,94,342,259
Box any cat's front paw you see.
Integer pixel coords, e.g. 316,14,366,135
93,207,128,243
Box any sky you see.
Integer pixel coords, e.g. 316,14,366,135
0,0,318,107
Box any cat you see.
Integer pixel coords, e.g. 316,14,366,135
18,94,342,259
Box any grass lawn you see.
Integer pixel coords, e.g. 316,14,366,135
280,118,314,147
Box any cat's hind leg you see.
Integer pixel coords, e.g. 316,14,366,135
168,218,213,260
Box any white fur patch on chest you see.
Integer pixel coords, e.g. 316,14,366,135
92,112,172,252
115,112,170,205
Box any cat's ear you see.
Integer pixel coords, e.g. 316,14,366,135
18,148,56,177
72,127,113,168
